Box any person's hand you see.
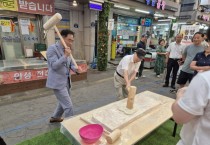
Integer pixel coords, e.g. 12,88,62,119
178,60,183,66
204,66,210,71
198,70,204,73
126,82,131,91
76,66,83,74
64,47,71,57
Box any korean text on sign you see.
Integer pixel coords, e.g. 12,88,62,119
0,0,18,11
0,20,11,26
18,0,54,15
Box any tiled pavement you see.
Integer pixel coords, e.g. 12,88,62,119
0,64,176,145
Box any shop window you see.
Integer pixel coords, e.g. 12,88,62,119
20,18,40,57
0,15,41,60
115,16,139,47
0,16,24,60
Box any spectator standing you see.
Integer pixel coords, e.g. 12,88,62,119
154,39,167,77
163,34,185,89
190,41,210,75
177,32,204,88
135,34,147,79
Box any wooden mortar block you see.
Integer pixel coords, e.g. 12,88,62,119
106,129,121,144
126,86,137,109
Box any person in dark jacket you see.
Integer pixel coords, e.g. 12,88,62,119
135,34,147,79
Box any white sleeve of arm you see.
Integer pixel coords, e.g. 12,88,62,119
121,57,129,70
135,62,141,72
166,44,171,52
178,74,209,116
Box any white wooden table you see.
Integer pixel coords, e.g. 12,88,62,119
60,91,175,145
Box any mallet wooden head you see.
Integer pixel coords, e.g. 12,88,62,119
43,13,62,30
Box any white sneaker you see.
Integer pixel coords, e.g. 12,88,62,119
141,75,146,78
157,75,160,78
135,77,139,80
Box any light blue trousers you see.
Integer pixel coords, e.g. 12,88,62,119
52,79,74,118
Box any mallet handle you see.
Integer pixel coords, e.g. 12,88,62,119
54,26,78,69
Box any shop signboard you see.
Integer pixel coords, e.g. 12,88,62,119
140,17,152,27
0,0,18,11
146,0,166,10
118,16,139,25
17,0,55,16
180,25,200,46
89,1,102,11
165,5,178,12
0,0,54,15
108,19,114,30
179,15,191,20
0,64,88,85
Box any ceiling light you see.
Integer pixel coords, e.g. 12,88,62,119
158,19,171,22
154,13,164,17
168,16,176,20
73,0,78,6
92,0,104,3
178,22,187,25
135,9,149,14
114,4,130,10
165,28,169,31
157,23,169,26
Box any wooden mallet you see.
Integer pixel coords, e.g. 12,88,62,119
43,13,78,69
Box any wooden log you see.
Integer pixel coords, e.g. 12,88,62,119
126,86,137,109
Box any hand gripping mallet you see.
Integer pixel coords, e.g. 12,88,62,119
43,13,78,69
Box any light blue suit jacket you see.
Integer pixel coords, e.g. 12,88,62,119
46,42,76,90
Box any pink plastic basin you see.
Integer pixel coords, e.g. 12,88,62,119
79,124,103,144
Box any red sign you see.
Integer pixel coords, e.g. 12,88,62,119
0,64,88,85
17,0,55,16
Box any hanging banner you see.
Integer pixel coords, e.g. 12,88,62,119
108,19,114,30
180,25,200,46
172,23,178,30
0,0,18,11
17,0,55,16
146,0,166,10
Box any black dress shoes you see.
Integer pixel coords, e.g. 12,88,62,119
49,117,64,123
163,84,169,87
171,85,176,89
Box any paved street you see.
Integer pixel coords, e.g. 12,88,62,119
0,65,176,145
